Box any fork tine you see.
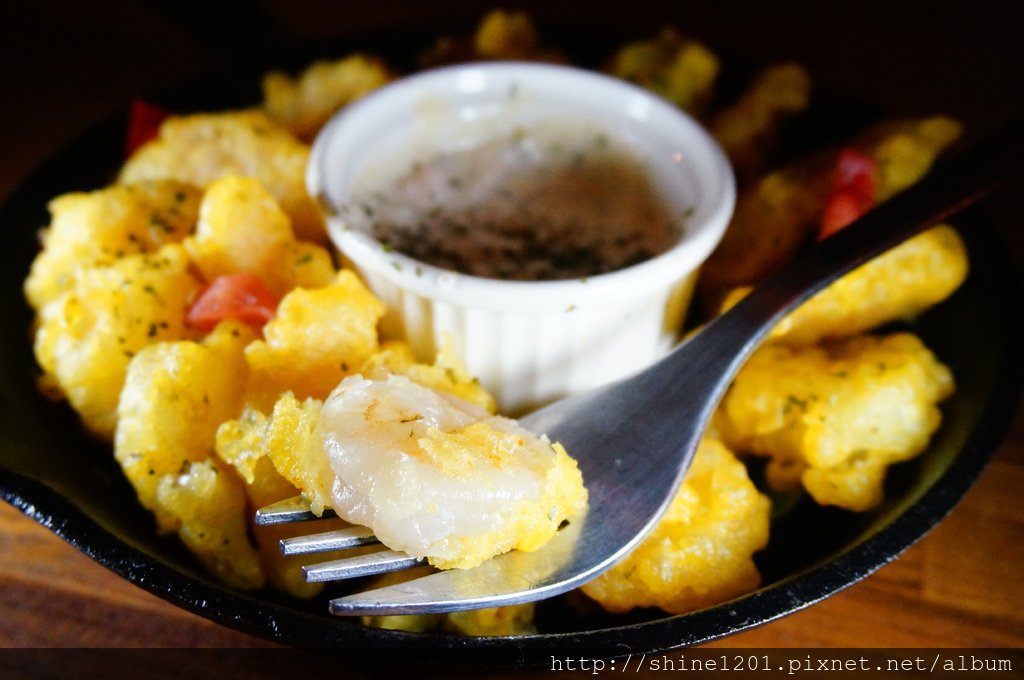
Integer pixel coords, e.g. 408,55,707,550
327,518,585,615
254,495,337,525
303,549,426,582
280,525,379,556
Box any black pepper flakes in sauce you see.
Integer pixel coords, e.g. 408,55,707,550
350,125,685,281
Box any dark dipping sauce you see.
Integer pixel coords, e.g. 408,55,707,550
348,125,685,281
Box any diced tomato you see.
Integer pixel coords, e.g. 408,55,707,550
833,147,876,189
819,148,877,240
125,99,169,158
820,192,870,239
186,274,278,332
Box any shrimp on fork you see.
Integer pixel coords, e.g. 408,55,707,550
290,373,587,571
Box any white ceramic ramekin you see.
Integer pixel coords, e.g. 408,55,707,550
308,62,735,414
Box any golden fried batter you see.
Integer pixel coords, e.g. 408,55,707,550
717,333,954,511
119,110,326,242
581,438,769,614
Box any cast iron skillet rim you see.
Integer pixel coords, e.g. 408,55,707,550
1,95,1022,666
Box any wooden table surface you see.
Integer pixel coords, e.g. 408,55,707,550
1,0,1022,654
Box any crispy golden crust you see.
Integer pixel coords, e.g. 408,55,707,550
721,225,968,345
243,270,386,410
115,322,264,589
717,333,954,511
119,110,326,243
25,180,201,311
262,54,392,142
581,438,770,614
607,27,719,115
34,244,201,438
185,175,334,297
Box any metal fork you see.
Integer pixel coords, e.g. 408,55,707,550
256,121,1021,617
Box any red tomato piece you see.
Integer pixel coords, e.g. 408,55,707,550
820,192,869,240
833,148,876,189
125,99,169,158
186,274,278,332
819,148,877,240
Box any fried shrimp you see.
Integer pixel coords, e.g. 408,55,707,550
313,374,586,570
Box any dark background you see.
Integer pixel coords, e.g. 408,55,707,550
3,0,1024,191
3,0,1022,258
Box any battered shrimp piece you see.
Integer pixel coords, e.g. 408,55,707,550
860,116,964,202
473,9,542,60
314,374,586,569
157,458,265,590
223,359,584,571
24,180,201,310
717,333,954,511
33,244,201,438
262,54,392,142
243,270,385,411
721,225,968,345
581,438,769,614
419,10,563,68
607,27,719,115
710,63,812,181
114,321,264,590
114,321,254,530
118,110,326,242
246,343,494,517
185,175,334,297
360,340,497,413
217,406,336,598
237,393,333,516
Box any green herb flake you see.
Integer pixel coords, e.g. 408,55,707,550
142,284,164,304
782,394,809,415
149,213,175,234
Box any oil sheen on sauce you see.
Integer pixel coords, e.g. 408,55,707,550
349,124,683,281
